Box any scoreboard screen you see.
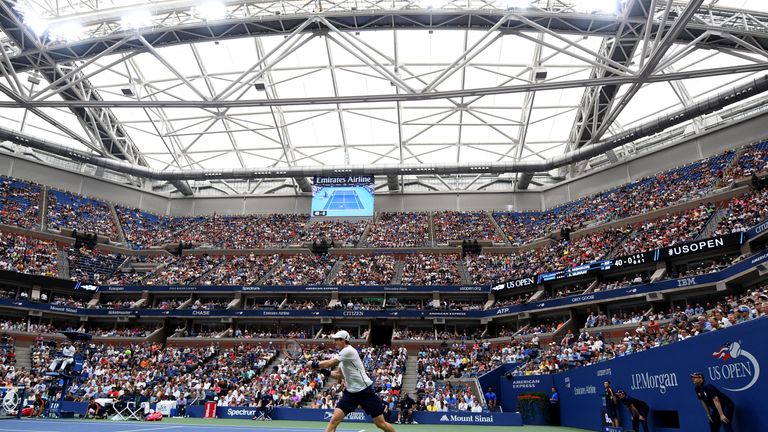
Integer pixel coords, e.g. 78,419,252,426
311,175,374,217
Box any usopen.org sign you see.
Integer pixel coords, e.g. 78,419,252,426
708,341,761,392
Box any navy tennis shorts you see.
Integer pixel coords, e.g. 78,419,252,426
336,385,385,418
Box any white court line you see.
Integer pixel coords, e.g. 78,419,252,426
11,420,359,432
114,427,184,432
0,429,59,432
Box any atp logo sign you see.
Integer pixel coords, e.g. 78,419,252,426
708,341,761,392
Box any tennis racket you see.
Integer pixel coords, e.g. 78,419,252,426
283,339,332,377
283,339,304,360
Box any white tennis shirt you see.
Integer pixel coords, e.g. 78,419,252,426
336,345,373,393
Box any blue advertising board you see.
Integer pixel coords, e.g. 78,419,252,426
184,405,523,425
551,317,768,432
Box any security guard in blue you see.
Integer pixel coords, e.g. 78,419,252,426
616,390,650,432
691,372,735,432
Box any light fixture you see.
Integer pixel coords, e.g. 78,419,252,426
193,1,226,20
16,5,48,36
49,22,85,42
500,0,530,9
120,10,153,30
572,0,618,14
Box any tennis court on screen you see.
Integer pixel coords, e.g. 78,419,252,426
323,189,364,211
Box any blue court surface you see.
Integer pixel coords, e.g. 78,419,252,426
0,419,363,432
323,189,364,210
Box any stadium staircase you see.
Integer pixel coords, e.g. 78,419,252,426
606,230,633,259
391,261,405,284
360,213,379,246
188,257,225,284
428,213,435,247
15,344,31,370
109,204,127,244
487,211,512,246
696,207,728,240
258,257,283,284
57,250,70,279
457,260,471,284
324,261,344,284
357,217,374,246
722,146,748,186
38,187,47,231
401,351,420,395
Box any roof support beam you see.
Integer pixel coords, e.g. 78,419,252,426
2,62,766,109
589,0,707,143
7,5,768,73
6,74,765,180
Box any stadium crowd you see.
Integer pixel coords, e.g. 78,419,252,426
47,190,118,240
197,254,278,286
401,254,461,285
365,212,430,248
0,176,40,229
332,254,396,285
432,211,505,244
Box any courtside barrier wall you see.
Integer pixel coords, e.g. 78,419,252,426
495,317,768,431
182,406,524,426
49,402,523,426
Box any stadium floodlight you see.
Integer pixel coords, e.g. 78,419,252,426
193,1,227,20
49,22,85,42
499,0,531,9
422,0,445,9
571,0,619,14
120,10,153,30
16,5,48,36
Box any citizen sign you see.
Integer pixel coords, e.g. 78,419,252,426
752,219,768,236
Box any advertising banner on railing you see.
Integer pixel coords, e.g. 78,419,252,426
8,250,768,320
97,284,489,293
653,232,745,260
747,216,768,240
493,233,746,292
552,317,768,432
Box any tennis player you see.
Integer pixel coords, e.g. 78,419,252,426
307,330,396,432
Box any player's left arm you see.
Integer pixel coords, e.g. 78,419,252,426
712,397,729,423
308,357,340,369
